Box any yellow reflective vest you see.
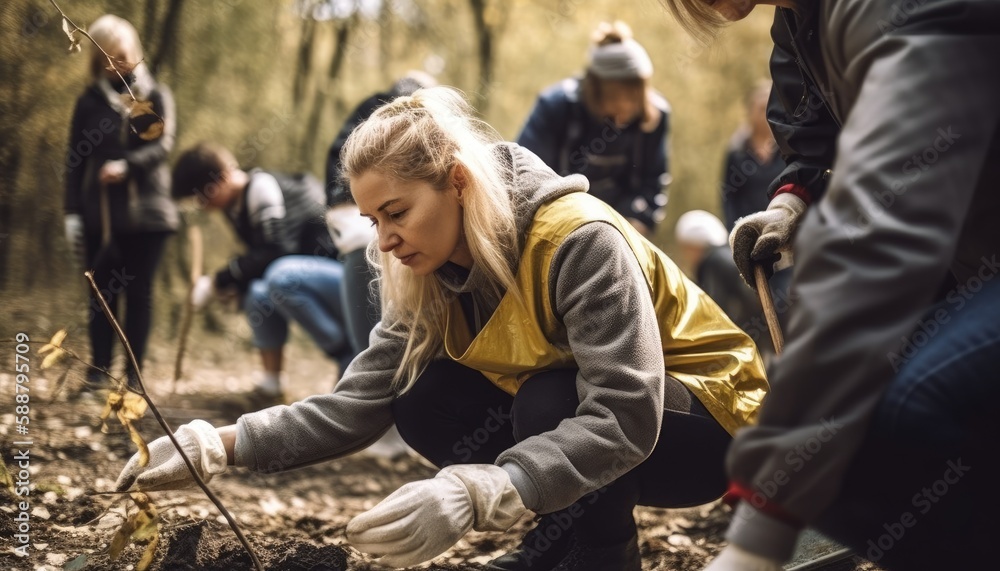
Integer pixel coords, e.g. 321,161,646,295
443,192,768,436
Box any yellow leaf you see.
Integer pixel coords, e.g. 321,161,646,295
137,534,158,571
125,420,150,468
109,517,136,560
49,329,67,347
41,348,66,370
99,392,123,434
132,510,158,541
110,493,159,562
0,461,14,492
118,392,148,421
138,121,164,141
39,329,68,356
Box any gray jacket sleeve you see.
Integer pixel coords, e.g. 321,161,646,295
234,321,405,472
498,222,665,513
726,0,1000,560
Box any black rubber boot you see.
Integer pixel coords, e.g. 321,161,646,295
485,511,577,570
550,532,642,571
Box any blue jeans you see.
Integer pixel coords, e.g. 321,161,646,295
340,248,381,355
815,277,1000,570
244,255,351,364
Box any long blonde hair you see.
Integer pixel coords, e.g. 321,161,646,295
341,87,519,393
657,0,727,45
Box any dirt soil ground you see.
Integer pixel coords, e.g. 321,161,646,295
1,316,885,571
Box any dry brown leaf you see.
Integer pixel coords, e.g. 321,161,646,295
61,19,81,53
130,100,156,118
138,121,164,141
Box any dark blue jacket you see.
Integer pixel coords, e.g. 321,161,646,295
516,78,670,230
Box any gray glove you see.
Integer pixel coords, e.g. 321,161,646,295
347,464,526,567
64,213,85,268
729,193,806,289
114,419,227,492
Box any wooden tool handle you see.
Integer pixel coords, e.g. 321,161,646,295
753,264,784,355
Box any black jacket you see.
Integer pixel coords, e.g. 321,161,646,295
325,91,395,207
216,170,335,291
64,77,178,235
517,78,670,229
766,6,841,202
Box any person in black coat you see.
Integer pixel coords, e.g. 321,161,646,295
720,81,786,232
63,14,178,391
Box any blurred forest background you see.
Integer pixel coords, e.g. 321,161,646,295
0,0,773,350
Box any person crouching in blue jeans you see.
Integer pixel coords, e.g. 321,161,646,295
172,142,352,400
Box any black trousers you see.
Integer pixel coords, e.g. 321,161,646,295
393,360,733,544
85,231,170,377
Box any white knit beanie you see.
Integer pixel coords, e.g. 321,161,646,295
587,38,653,80
675,210,729,248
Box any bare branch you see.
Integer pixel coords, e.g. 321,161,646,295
84,271,264,571
48,0,138,102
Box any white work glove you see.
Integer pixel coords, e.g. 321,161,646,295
347,464,526,567
729,192,807,290
190,275,215,310
704,544,784,571
64,213,86,268
326,203,376,254
114,419,227,492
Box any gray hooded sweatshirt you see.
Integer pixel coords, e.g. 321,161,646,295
235,143,667,514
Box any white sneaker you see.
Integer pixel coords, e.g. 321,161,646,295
362,425,411,460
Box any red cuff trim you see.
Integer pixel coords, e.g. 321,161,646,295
725,481,805,528
773,183,811,205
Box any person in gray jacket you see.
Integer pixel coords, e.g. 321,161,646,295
114,87,768,570
660,1,1000,569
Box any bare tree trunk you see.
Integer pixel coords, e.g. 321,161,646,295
151,0,185,74
293,16,317,108
468,0,502,112
0,148,18,290
378,1,393,85
302,15,355,164
143,0,160,52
